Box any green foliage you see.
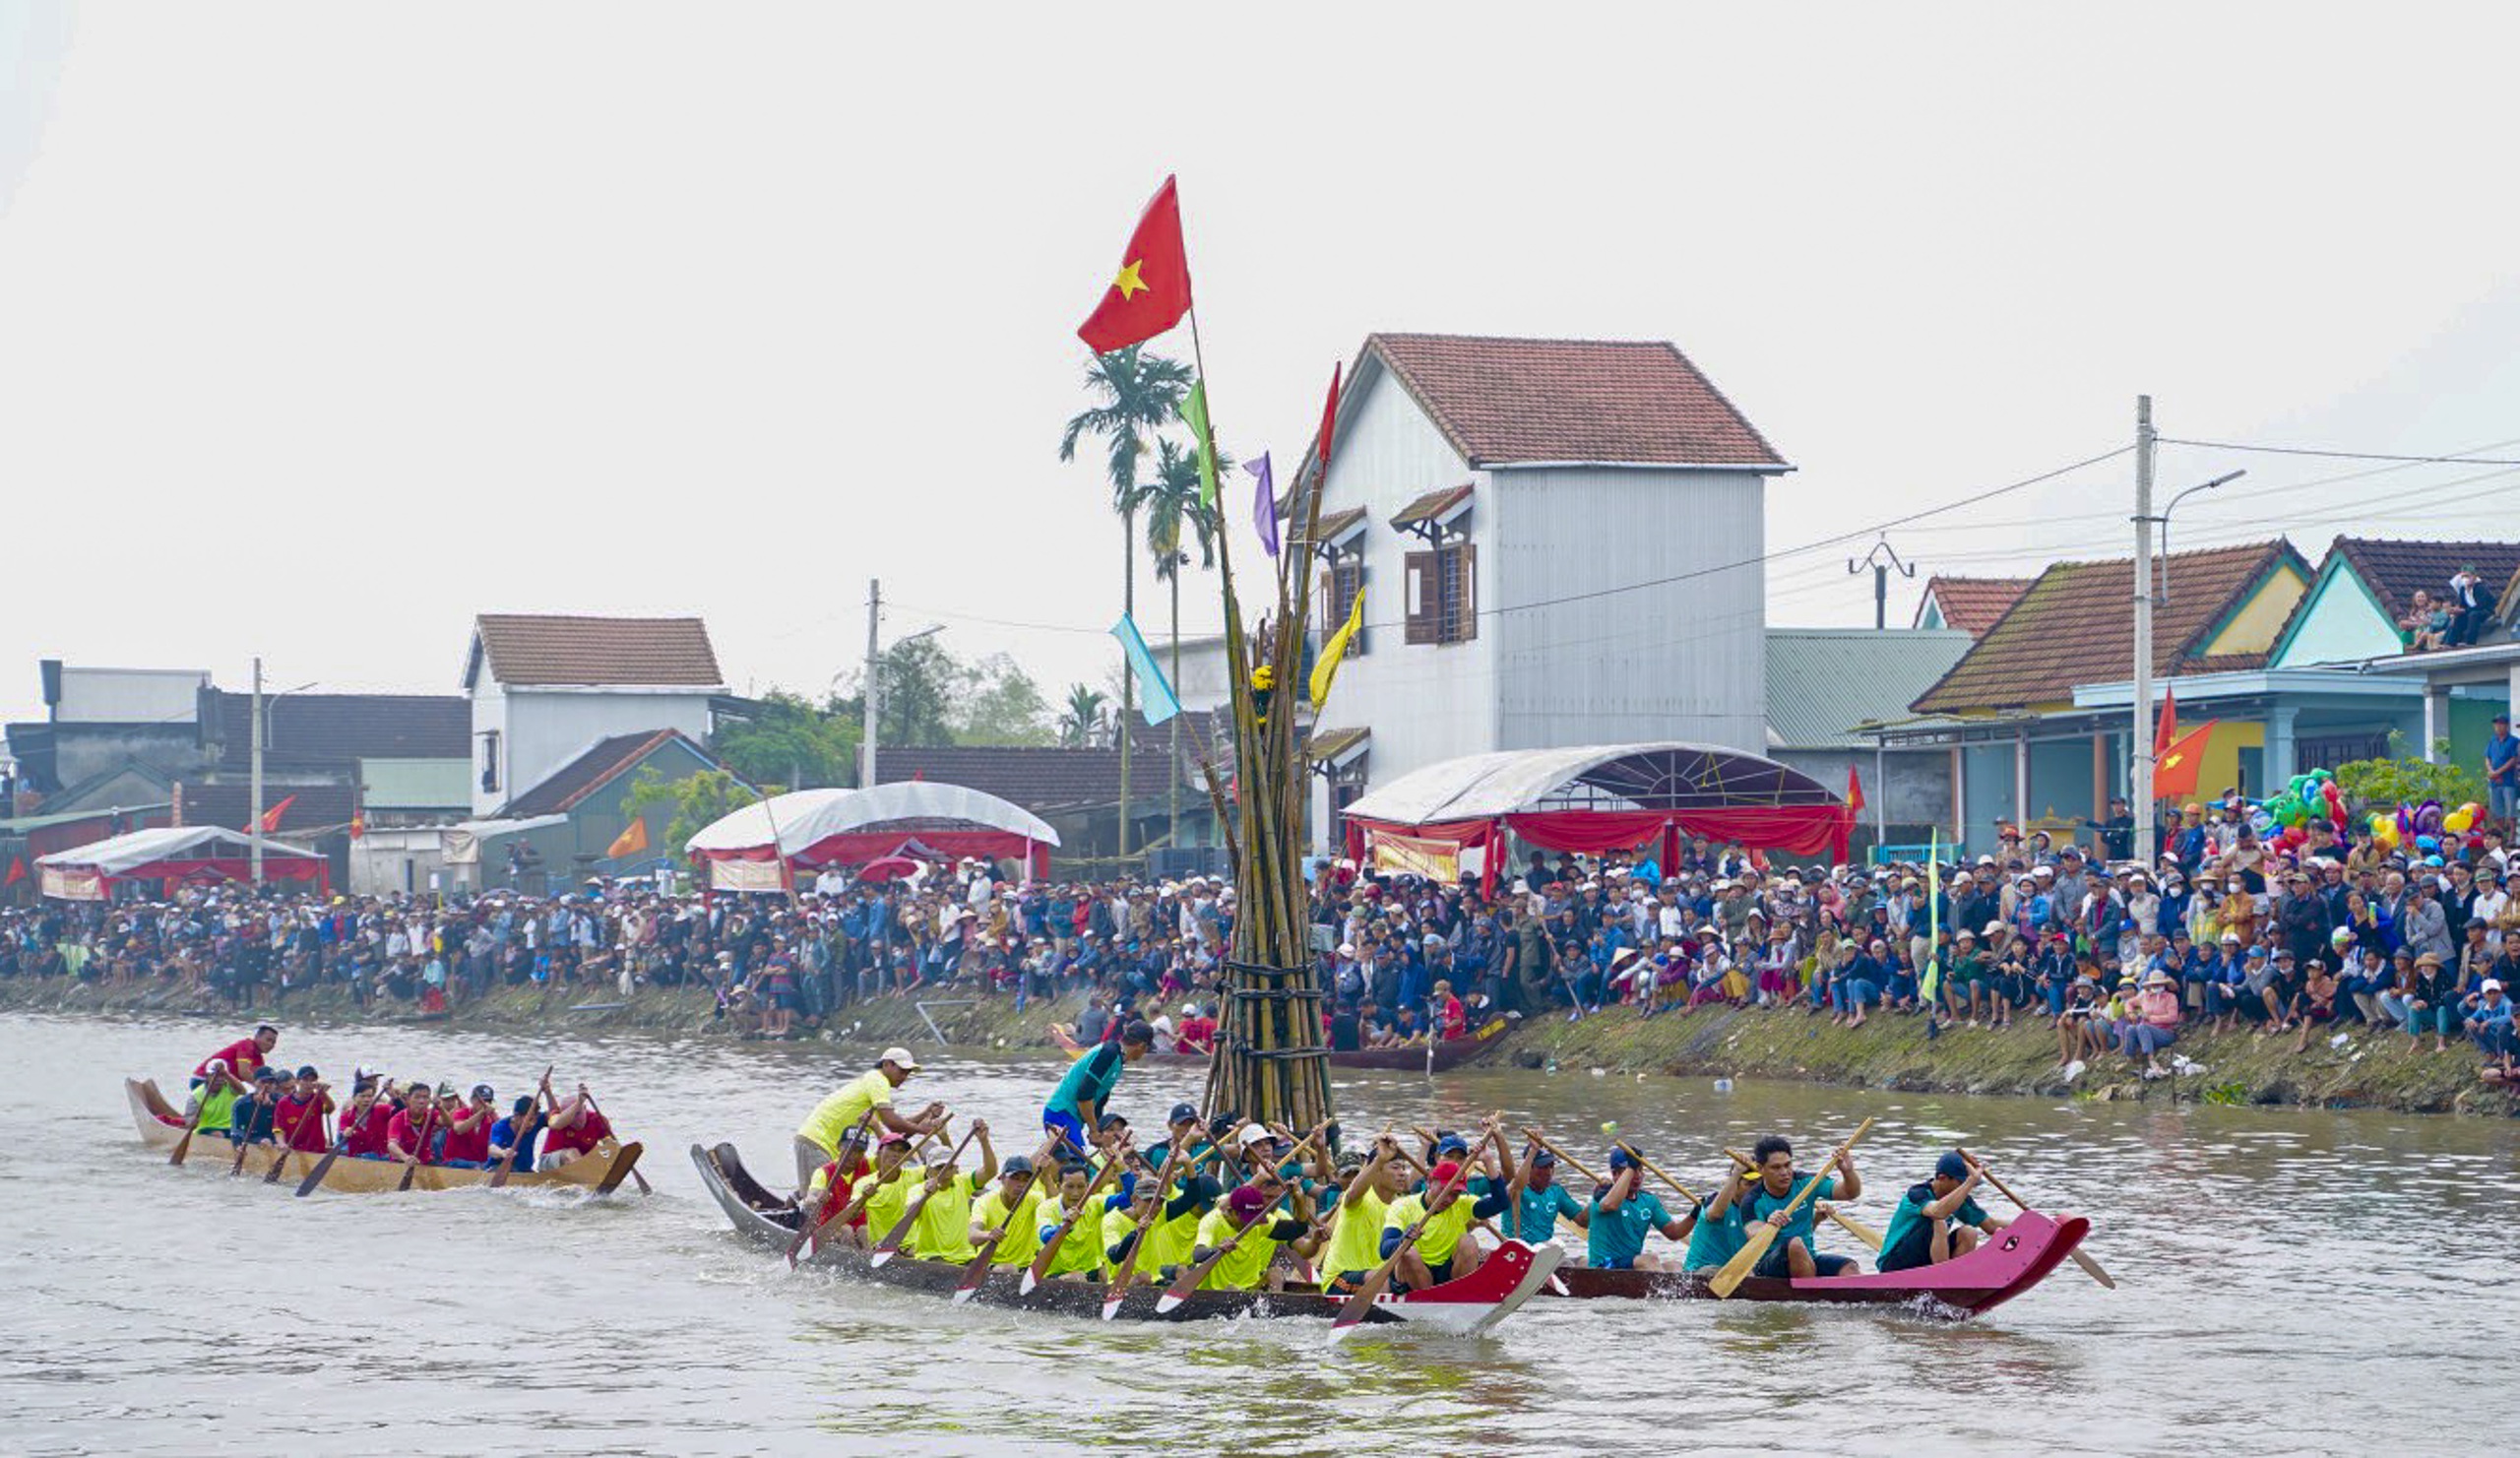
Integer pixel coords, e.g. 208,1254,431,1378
1059,684,1109,748
2201,1080,2249,1107
1141,436,1227,581
712,689,858,789
620,766,757,863
955,654,1053,746
869,635,961,750
1057,346,1194,512
2332,732,2486,817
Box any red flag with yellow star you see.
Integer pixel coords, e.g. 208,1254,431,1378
2153,720,2219,801
1078,175,1191,354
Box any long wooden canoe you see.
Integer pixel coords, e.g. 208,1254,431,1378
1543,1211,2091,1316
693,1141,1557,1335
1050,1016,1508,1073
128,1077,643,1197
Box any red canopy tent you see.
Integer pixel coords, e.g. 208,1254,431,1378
36,825,331,901
684,782,1060,890
1339,742,1851,892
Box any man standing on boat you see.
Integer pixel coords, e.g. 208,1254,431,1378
193,1025,279,1087
1744,1134,1863,1278
1877,1152,2009,1272
794,1047,945,1187
1042,1020,1154,1159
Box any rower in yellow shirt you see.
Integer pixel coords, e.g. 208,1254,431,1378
1321,1135,1411,1293
1190,1178,1322,1291
904,1120,996,1261
1033,1161,1110,1282
968,1155,1047,1266
792,1047,943,1190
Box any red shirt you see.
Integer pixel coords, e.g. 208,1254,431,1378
194,1037,266,1081
339,1102,394,1158
1437,996,1467,1039
387,1108,443,1163
1174,1016,1217,1054
546,1107,611,1157
812,1156,874,1228
276,1094,332,1152
439,1107,493,1164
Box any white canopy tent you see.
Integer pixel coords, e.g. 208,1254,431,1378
684,782,1060,887
36,825,331,899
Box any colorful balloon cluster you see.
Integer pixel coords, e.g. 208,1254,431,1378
2259,768,2345,853
2366,797,2487,859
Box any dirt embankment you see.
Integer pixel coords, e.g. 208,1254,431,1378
8,976,2507,1117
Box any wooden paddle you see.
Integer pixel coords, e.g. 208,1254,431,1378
1155,1125,1329,1312
1330,1119,1493,1336
1520,1126,1604,1185
1022,1147,1123,1296
787,1115,952,1267
228,1087,272,1176
489,1070,556,1191
868,1127,980,1269
1959,1147,2115,1290
396,1104,441,1193
265,1084,329,1185
580,1089,653,1194
782,1107,883,1262
1727,1147,1882,1250
951,1134,1059,1303
1709,1117,1873,1300
169,1069,230,1167
1100,1133,1197,1320
294,1092,369,1198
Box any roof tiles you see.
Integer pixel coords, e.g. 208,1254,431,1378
1364,333,1786,470
472,614,723,688
1918,576,2033,638
2326,537,2520,622
1912,541,2307,715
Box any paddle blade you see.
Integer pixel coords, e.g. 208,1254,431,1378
1155,1293,1185,1314
2069,1246,2117,1289
1019,1270,1040,1297
293,1152,340,1198
1710,1226,1776,1299
264,1149,291,1184
868,1249,897,1269
1331,1268,1390,1331
951,1286,978,1304
1099,1291,1126,1321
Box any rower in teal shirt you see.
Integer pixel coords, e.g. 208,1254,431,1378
1586,1146,1692,1270
1507,1150,1589,1243
1877,1151,2006,1272
1682,1168,1753,1271
1742,1133,1862,1278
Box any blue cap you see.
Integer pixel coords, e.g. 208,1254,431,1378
1531,1150,1557,1168
1934,1151,1971,1182
1433,1134,1471,1157
1001,1156,1034,1177
1608,1146,1637,1171
1168,1102,1199,1124
2246,946,2268,960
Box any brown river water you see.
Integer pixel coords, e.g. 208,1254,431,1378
7,1011,2512,1457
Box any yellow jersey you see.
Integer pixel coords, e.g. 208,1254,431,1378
796,1069,893,1155
1323,1187,1388,1277
910,1171,983,1263
972,1182,1045,1266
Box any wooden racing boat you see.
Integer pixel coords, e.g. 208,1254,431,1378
1049,1016,1508,1073
1544,1210,2091,1316
128,1077,645,1197
692,1142,1558,1335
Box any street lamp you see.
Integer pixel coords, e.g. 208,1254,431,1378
2154,470,2246,605
247,661,319,885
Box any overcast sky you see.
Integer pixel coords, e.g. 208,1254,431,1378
4,4,2518,729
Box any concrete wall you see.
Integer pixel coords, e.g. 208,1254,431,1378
2273,568,2403,667
54,666,207,724
482,688,712,813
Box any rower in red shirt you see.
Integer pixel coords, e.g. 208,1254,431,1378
536,1084,613,1170
193,1025,279,1086
275,1066,335,1153
386,1081,445,1165
337,1082,395,1159
1432,980,1468,1040
1174,1003,1219,1056
437,1084,499,1168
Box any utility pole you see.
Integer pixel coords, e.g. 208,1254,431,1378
859,579,881,789
2130,395,2157,868
249,656,265,885
1848,539,1917,630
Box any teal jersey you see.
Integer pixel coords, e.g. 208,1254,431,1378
1509,1181,1585,1243
1585,1185,1671,1267
1878,1182,1988,1265
1048,1044,1125,1119
1682,1198,1747,1270
1743,1173,1836,1249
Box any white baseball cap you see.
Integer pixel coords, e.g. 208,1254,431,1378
879,1046,921,1071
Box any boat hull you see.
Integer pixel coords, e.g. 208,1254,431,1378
129,1077,642,1196
692,1141,1554,1334
1544,1211,2090,1315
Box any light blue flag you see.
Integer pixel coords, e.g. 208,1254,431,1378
1110,614,1180,726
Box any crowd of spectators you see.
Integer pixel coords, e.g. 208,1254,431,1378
6,798,2517,1090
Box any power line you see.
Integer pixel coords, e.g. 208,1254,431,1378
2157,437,2520,467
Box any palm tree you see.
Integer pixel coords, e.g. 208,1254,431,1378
1143,436,1229,850
1058,684,1109,749
1058,345,1193,859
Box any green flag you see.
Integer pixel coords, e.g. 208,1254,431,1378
1177,380,1220,508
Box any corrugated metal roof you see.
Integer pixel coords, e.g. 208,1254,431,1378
358,757,472,810
1766,629,1973,748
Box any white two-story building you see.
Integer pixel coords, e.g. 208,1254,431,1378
1291,333,1790,848
462,613,728,816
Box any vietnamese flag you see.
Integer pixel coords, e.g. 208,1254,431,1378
2154,684,2177,757
606,818,650,858
1077,175,1192,354
2153,721,2220,801
3,856,23,887
1846,765,1865,813
258,794,297,832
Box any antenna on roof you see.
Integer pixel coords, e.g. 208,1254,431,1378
1849,539,1918,631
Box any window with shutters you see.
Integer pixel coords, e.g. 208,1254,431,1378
1406,544,1476,645
1320,554,1367,659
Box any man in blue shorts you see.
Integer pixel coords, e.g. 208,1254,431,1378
1877,1151,2009,1272
1042,1019,1153,1157
1743,1133,1862,1278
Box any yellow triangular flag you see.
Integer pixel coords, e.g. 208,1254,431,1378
1309,587,1366,709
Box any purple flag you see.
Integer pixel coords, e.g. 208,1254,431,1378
1246,452,1279,557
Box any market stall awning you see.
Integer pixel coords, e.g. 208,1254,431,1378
684,781,1060,884
36,824,330,899
1341,742,1852,885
